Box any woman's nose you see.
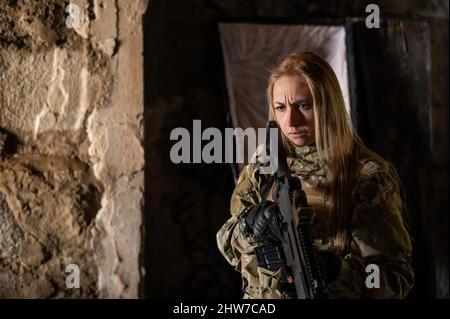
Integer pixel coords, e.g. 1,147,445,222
286,107,303,127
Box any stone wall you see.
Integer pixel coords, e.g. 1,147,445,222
0,0,148,298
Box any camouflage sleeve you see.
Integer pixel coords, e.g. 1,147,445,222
216,163,263,268
327,160,414,299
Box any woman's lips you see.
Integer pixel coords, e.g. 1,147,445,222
289,132,308,136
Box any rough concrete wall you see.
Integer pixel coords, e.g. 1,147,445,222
0,0,147,298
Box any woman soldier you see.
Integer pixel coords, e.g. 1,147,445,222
216,52,414,299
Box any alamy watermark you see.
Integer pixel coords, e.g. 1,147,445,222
65,3,81,29
170,120,279,174
365,263,380,289
365,4,380,29
65,263,80,289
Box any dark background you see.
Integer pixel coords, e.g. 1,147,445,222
143,0,448,298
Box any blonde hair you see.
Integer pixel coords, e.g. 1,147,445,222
266,52,399,252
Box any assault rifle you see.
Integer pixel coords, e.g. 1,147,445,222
265,120,326,299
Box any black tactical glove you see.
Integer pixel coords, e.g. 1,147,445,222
239,200,283,243
316,250,342,284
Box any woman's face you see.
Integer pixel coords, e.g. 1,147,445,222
273,75,315,147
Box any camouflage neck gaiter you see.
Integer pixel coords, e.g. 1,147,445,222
288,143,327,188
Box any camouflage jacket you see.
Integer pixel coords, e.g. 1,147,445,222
216,143,414,299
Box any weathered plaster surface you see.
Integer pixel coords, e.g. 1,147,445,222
0,0,148,298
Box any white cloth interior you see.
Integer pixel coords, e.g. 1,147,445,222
219,23,351,134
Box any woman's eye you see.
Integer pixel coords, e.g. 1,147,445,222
298,103,310,109
275,105,285,111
